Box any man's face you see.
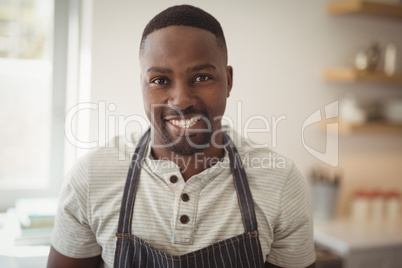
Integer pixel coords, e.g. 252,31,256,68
140,26,232,155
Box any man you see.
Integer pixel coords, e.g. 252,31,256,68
48,5,316,268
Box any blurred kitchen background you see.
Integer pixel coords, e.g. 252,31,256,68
0,0,401,267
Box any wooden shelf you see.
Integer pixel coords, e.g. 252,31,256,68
328,0,402,19
322,120,402,134
324,68,402,85
340,121,402,134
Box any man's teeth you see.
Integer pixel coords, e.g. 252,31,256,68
169,117,201,128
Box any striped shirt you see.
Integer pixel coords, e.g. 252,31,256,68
51,131,315,267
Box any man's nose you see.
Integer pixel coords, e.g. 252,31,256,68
168,81,197,110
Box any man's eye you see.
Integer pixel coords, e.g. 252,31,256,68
194,75,211,82
151,78,168,85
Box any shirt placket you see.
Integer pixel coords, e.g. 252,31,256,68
145,145,229,246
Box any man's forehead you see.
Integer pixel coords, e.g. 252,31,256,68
142,25,218,48
139,25,227,67
145,63,217,75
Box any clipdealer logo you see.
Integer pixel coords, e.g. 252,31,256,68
64,100,339,167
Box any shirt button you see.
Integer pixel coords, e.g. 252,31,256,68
170,175,178,183
181,193,190,202
180,215,190,224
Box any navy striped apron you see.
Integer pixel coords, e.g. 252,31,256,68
114,130,264,267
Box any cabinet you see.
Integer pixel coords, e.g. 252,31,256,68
314,219,402,268
347,248,402,268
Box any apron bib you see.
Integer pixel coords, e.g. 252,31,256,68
114,130,264,268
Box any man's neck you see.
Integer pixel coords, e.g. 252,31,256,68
150,134,225,182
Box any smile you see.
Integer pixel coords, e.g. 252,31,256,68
168,116,202,129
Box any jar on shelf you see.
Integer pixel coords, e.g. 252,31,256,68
351,191,370,221
370,190,385,221
384,191,401,221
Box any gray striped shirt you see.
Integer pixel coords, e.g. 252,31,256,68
52,131,315,267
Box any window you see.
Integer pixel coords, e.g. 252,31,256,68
0,0,79,211
0,0,53,189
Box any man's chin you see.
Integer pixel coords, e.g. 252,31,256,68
163,134,211,155
167,144,203,155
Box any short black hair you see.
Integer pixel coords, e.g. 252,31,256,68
140,5,227,51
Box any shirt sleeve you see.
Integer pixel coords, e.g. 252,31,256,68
266,162,316,267
51,154,102,258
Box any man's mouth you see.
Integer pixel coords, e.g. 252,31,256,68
166,116,203,129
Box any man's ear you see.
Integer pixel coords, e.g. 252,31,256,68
226,65,233,97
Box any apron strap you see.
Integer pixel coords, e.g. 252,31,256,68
117,129,150,234
222,132,258,233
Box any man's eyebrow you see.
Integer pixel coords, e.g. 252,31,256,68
188,63,217,73
146,67,173,74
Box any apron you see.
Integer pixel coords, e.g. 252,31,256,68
114,129,264,268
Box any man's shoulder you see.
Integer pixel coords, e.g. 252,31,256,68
235,138,296,178
66,131,145,184
232,133,308,201
86,131,144,163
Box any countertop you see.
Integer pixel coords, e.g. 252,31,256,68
314,218,402,255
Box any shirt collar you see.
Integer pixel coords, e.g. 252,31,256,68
142,143,230,186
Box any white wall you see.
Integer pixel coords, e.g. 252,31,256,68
87,0,402,216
